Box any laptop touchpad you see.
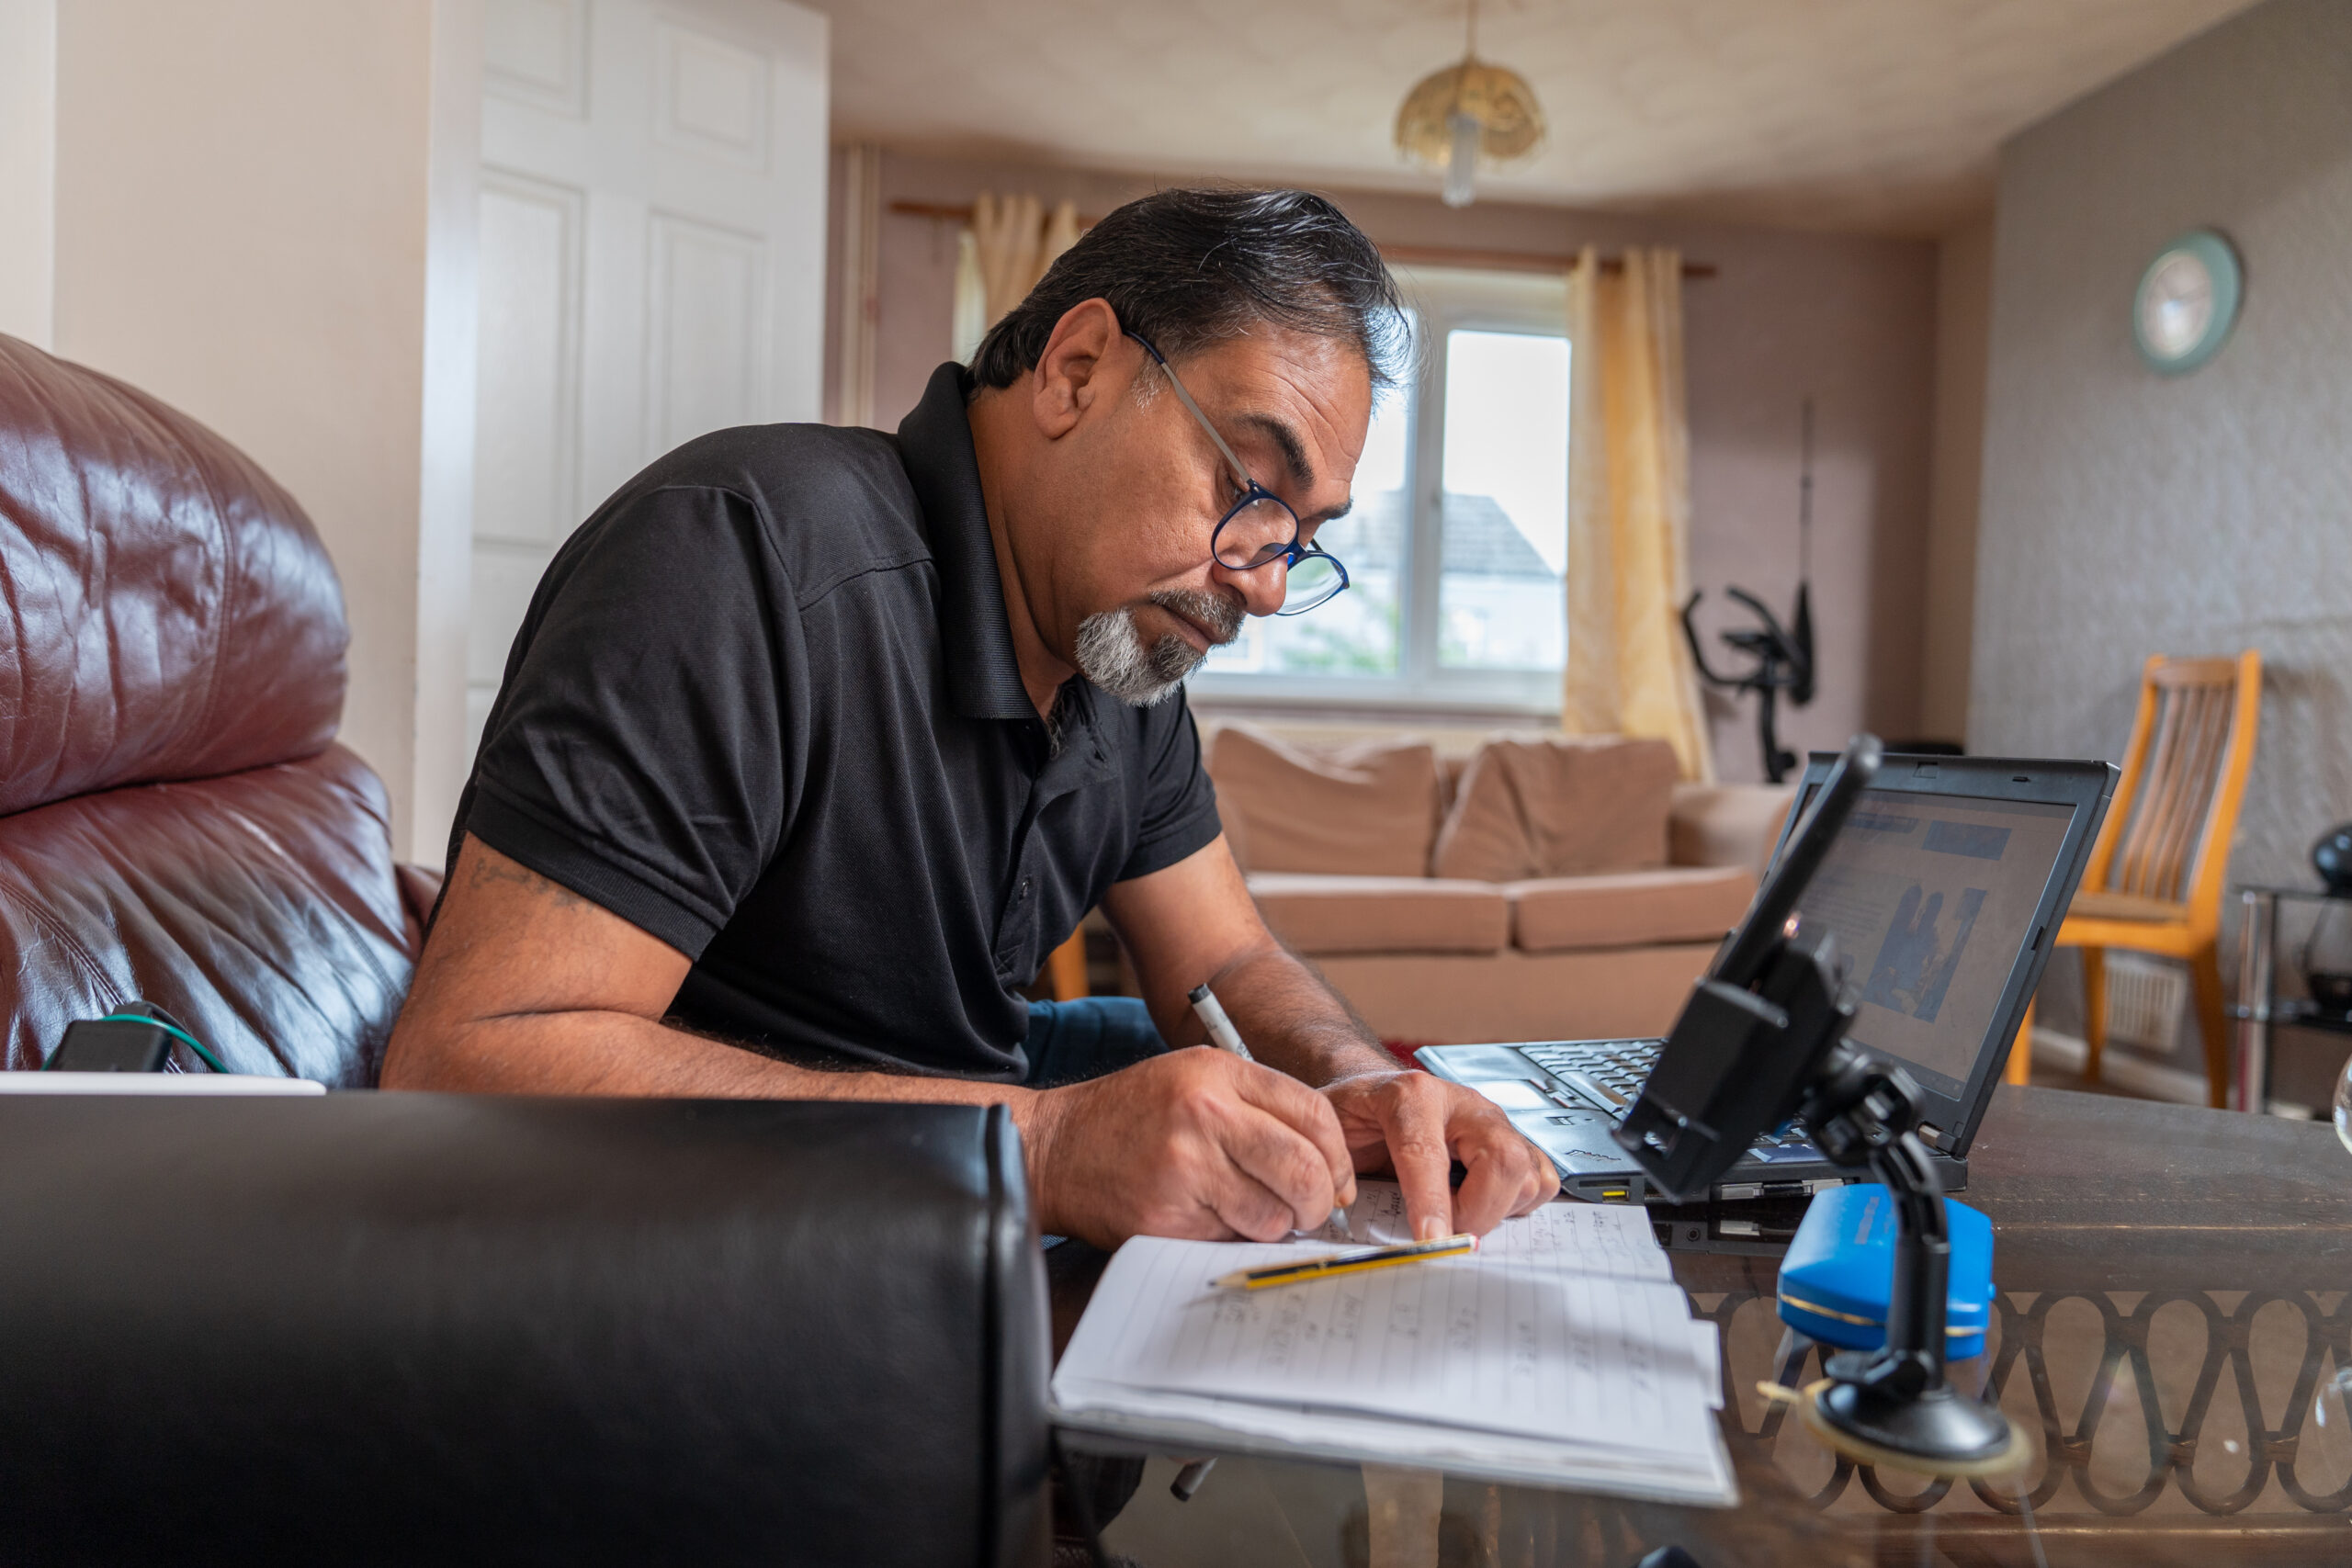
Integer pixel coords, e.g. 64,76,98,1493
1473,1079,1552,1111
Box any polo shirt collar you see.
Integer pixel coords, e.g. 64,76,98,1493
897,362,1034,721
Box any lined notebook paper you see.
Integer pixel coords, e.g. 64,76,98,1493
1052,1183,1733,1506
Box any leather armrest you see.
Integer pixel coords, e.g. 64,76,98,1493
394,861,445,957
0,1095,1049,1565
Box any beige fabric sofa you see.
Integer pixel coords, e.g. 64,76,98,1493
1207,724,1795,1046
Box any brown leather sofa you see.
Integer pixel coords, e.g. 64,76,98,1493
0,333,428,1080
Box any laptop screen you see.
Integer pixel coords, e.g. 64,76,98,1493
1790,788,2076,1098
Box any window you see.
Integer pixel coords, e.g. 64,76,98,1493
1193,266,1572,712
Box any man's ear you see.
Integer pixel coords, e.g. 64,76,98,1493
1028,299,1126,441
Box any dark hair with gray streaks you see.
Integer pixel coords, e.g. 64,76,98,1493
967,187,1407,392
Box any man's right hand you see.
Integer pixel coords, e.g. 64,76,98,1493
1024,1048,1357,1249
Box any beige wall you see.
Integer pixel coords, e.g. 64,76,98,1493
1920,215,1994,744
840,152,1940,781
0,0,56,349
47,0,481,862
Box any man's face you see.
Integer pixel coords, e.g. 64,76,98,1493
1026,327,1372,706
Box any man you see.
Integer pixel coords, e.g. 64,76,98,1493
385,188,1558,1247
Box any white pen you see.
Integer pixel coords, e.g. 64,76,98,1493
1185,983,1254,1063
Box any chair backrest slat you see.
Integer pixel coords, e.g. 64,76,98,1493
2114,686,2185,896
2154,685,2228,897
2099,655,2254,908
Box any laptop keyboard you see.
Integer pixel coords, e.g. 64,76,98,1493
1521,1039,1815,1153
1522,1040,1658,1108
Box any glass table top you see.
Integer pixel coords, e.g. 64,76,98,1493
1048,1086,2352,1567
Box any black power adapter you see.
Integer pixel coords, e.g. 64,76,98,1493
45,1002,226,1073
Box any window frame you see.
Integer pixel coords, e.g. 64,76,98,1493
1187,263,1575,715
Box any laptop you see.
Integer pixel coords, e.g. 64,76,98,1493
1418,750,2117,1206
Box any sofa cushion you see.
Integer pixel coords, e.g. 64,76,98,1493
1668,781,1799,876
1431,735,1678,883
0,745,413,1080
1247,873,1509,955
1508,864,1756,953
1313,946,1722,1045
1208,725,1442,877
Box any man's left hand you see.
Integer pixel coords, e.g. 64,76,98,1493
1320,1070,1559,1241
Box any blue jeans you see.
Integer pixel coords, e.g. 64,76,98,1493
1020,997,1169,1088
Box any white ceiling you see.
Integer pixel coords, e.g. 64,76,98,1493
810,0,2261,235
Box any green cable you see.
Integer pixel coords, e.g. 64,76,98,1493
98,1012,230,1074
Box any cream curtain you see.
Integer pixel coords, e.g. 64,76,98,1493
950,192,1082,363
1562,246,1714,783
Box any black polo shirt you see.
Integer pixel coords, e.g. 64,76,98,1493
451,363,1224,1081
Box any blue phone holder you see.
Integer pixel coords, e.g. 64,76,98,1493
1779,1183,1996,1360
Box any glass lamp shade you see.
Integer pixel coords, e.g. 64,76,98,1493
1396,58,1545,206
1442,112,1479,207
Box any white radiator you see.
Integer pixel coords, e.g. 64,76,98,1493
2102,951,2187,1055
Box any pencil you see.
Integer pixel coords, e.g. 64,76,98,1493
1213,1233,1478,1291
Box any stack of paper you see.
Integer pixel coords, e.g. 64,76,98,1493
1051,1184,1734,1506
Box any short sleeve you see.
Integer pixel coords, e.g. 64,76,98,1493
462,485,792,958
1115,692,1224,882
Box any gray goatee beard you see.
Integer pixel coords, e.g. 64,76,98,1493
1073,588,1244,707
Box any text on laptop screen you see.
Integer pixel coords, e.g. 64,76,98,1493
1792,789,2075,1097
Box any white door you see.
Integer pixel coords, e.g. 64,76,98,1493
467,0,828,762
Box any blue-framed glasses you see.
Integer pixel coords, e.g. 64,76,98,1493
1126,332,1349,615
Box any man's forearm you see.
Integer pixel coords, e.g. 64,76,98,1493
1192,942,1394,1088
386,1009,1039,1111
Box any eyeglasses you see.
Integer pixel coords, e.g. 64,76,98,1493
1126,332,1349,615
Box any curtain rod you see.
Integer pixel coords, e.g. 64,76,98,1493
1379,243,1718,279
890,199,1093,223
886,203,1716,278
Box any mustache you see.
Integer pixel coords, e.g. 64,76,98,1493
1147,587,1245,646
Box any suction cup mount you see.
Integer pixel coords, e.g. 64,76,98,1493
1795,1043,2019,1473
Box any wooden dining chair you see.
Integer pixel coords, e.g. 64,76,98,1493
2005,650,2262,1108
1045,927,1090,1000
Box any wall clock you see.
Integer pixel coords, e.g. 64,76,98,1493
2132,229,2242,375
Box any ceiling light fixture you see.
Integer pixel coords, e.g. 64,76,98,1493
1394,0,1544,209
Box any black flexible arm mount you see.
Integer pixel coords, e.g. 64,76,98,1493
1795,1043,2008,1464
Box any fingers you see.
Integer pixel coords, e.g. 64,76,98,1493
1441,1099,1561,1235
1324,1071,1561,1240
1203,1094,1344,1238
1514,1149,1562,1213
1450,1140,1551,1236
1449,1147,1518,1238
1318,1072,1453,1240
1223,1055,1357,1209
1374,1090,1457,1242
